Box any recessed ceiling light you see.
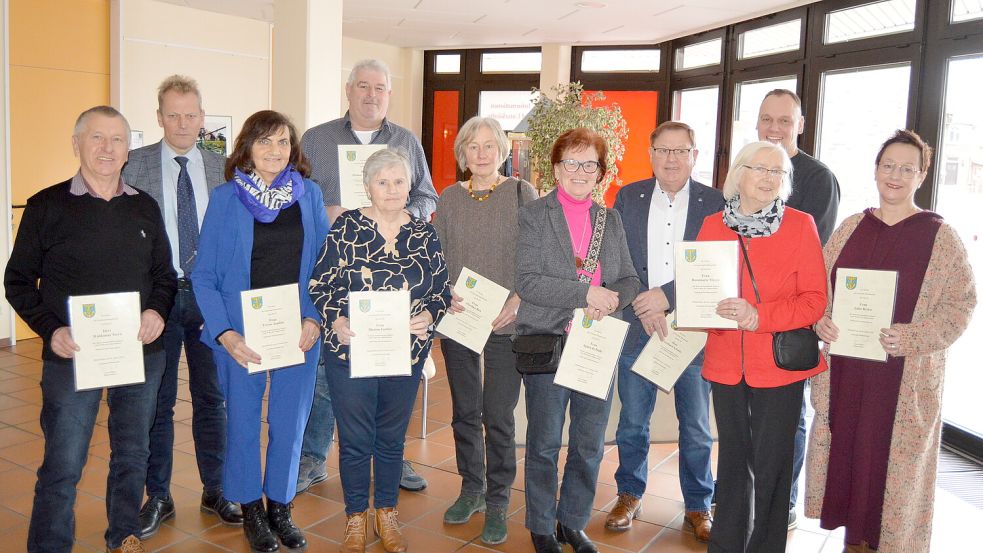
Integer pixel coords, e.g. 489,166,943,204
575,2,606,8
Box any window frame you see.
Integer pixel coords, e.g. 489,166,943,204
730,7,808,71
672,28,728,78
807,0,926,58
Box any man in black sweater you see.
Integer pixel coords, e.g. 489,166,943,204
4,106,176,553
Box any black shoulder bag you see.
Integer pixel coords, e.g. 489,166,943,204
513,206,607,375
738,237,821,372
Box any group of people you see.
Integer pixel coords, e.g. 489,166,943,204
3,57,975,553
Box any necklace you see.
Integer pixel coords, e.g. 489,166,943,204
574,212,590,269
467,176,504,202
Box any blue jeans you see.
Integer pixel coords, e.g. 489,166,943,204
300,357,335,464
790,388,807,508
147,285,226,497
614,331,714,511
523,371,613,535
28,350,165,551
325,352,422,515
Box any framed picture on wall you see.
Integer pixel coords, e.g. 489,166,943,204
199,115,232,156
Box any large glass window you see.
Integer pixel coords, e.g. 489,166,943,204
481,51,541,73
672,86,720,183
825,0,917,44
738,19,801,59
478,90,535,132
434,54,461,74
935,53,983,436
581,49,660,72
730,75,798,162
952,0,983,23
816,63,911,225
675,39,722,71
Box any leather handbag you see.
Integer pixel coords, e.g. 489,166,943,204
738,237,820,372
513,334,566,374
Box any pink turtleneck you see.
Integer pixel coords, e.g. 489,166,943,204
556,185,602,286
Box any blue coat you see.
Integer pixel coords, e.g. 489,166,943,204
192,179,331,356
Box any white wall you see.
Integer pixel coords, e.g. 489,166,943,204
0,0,12,344
117,0,271,150
340,37,423,137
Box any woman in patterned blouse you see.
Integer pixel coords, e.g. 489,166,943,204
309,148,451,553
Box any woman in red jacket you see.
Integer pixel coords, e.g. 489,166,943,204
696,141,828,553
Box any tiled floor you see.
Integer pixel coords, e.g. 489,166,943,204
0,337,980,552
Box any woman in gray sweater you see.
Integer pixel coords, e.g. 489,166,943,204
432,116,537,545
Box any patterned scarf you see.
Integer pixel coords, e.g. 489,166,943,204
232,165,306,223
722,195,784,238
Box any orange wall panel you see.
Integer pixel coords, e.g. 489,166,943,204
586,90,659,207
431,90,460,194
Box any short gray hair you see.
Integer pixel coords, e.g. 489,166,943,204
453,116,509,172
722,141,792,201
347,59,392,91
73,105,132,147
157,74,202,111
363,148,412,188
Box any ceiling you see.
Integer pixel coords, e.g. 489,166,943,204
158,0,817,49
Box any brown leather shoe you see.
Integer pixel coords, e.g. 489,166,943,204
106,535,145,553
844,544,864,553
684,510,712,542
605,493,643,531
341,511,367,553
373,507,407,553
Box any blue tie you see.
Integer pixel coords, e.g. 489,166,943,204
174,156,200,275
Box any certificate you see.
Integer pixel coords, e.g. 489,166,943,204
68,292,144,391
630,312,707,392
349,290,411,378
553,309,629,400
436,267,510,353
674,241,739,329
829,268,898,362
337,144,387,209
241,284,305,373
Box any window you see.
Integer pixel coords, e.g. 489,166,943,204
730,75,798,162
952,0,983,23
434,54,461,74
675,38,723,71
824,0,916,44
481,51,542,73
478,90,536,132
738,19,801,59
672,86,720,183
580,49,661,72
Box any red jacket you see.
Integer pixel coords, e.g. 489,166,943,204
697,208,828,387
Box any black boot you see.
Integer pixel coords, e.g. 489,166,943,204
267,498,307,550
530,532,562,553
242,499,279,552
556,522,599,553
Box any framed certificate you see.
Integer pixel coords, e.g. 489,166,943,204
436,267,510,353
241,284,305,373
674,241,739,329
337,144,387,209
68,291,145,391
348,290,412,378
630,312,707,392
553,309,629,400
829,268,899,362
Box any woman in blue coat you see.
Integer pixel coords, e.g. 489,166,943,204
192,110,331,553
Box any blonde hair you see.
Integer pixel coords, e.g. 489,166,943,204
722,141,792,201
453,117,509,172
157,75,202,111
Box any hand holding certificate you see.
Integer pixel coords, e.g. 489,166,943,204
674,241,739,329
829,268,898,362
337,145,387,209
553,309,629,400
349,290,412,378
436,268,510,353
630,312,707,392
241,284,305,373
69,291,145,391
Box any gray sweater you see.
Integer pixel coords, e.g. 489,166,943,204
433,178,538,335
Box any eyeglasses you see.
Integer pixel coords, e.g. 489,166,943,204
877,161,921,180
651,147,693,158
559,159,601,174
742,165,788,178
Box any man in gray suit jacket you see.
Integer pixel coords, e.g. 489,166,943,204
122,75,242,539
608,122,725,543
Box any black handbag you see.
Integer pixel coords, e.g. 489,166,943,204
738,238,821,372
513,334,566,374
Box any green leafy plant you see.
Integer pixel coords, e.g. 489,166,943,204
525,82,628,201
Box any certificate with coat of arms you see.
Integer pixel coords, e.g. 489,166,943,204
673,241,739,329
553,309,630,400
337,144,387,209
68,291,144,391
829,268,898,362
348,290,412,378
630,312,708,392
436,267,511,353
240,284,305,373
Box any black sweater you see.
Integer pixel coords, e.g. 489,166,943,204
4,179,177,358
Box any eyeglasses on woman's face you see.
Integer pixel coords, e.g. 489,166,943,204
877,161,921,180
742,165,788,179
558,159,600,174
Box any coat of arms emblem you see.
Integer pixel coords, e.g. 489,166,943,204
684,249,697,262
251,296,263,310
346,150,357,162
359,299,371,313
581,314,593,328
465,276,477,289
845,276,858,290
82,304,96,318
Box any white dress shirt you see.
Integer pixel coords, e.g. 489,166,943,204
646,179,690,289
160,141,210,278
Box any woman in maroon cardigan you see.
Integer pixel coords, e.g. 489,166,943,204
695,141,828,553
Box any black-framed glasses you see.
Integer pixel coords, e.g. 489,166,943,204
559,159,601,174
742,165,788,178
877,161,920,180
651,147,693,158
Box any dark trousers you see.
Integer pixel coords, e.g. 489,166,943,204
29,350,165,551
146,285,226,497
709,378,804,553
441,335,521,507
